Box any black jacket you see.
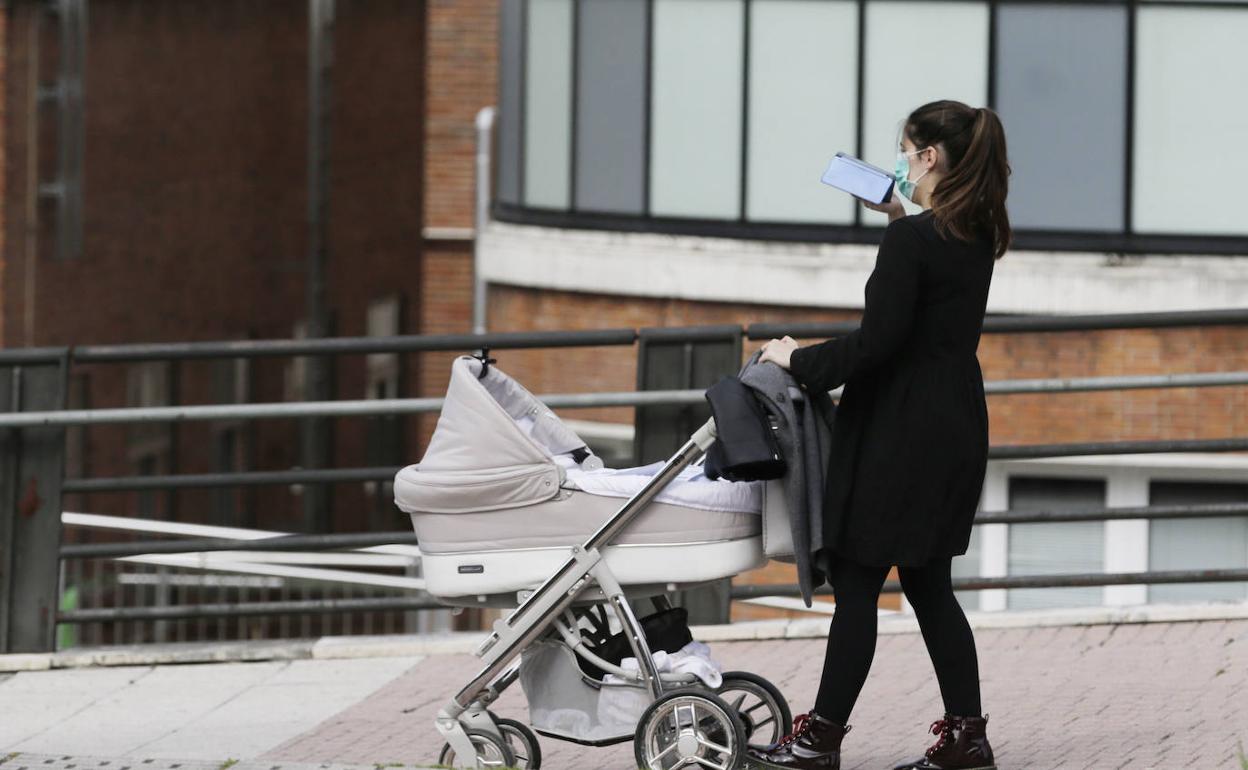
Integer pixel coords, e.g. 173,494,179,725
703,374,785,482
788,210,994,568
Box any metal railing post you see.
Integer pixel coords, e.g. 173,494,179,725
0,355,69,653
473,106,495,335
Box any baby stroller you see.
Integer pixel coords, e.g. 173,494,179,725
393,354,793,769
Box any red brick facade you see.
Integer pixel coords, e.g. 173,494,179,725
482,285,1248,450
1,1,428,534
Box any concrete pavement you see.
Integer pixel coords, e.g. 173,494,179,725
2,605,1247,769
0,658,421,760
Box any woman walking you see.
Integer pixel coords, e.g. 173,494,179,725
749,100,1011,770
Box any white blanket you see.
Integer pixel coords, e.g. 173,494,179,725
555,455,762,514
597,640,725,728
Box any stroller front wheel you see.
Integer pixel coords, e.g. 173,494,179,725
436,726,516,769
634,686,748,770
494,717,542,769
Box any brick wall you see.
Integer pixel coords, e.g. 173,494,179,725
484,284,1248,447
2,0,426,535
415,241,476,450
423,0,497,230
415,0,498,449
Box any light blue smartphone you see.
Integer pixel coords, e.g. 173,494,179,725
820,152,895,205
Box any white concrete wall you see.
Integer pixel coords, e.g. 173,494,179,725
478,220,1248,315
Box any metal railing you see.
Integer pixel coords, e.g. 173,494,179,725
4,306,1248,653
53,514,444,646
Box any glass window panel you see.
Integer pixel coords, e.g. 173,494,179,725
649,0,744,219
861,0,988,224
1133,7,1248,235
1148,481,1248,603
524,0,573,208
952,525,982,611
746,0,858,224
575,0,648,214
497,0,524,205
1006,477,1105,610
995,4,1126,231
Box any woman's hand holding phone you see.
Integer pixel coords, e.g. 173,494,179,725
855,189,906,222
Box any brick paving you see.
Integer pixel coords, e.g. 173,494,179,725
262,618,1248,769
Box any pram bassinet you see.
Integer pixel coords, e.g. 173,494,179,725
393,355,768,602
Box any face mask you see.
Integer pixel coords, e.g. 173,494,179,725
894,148,930,201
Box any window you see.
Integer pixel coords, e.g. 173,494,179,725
497,0,524,205
127,362,173,521
575,0,648,214
746,0,859,224
861,1,988,194
493,0,1248,251
365,297,405,528
1133,6,1248,235
1006,476,1105,610
952,526,983,611
524,0,573,208
64,373,90,481
1147,481,1248,603
649,0,745,219
284,320,308,402
211,358,252,527
995,3,1127,231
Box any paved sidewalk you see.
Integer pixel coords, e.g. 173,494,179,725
2,615,1247,769
262,619,1248,770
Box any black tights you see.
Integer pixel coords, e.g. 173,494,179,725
812,554,982,725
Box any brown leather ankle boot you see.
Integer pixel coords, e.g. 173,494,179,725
891,712,996,770
745,710,851,769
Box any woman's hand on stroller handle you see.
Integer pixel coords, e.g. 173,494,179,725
759,336,799,370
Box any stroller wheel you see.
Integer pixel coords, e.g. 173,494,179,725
716,671,793,751
634,686,748,770
494,717,542,769
436,726,516,769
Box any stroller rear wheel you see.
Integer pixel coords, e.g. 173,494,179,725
716,671,793,750
634,686,748,770
436,726,516,769
494,717,542,769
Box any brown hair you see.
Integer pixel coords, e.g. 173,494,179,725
904,100,1012,260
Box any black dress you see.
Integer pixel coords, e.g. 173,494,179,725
787,209,995,568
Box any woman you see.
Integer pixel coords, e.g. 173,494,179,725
749,100,1010,770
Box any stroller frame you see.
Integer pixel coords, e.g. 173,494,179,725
435,417,722,763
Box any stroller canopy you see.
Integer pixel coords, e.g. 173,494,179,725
395,355,591,514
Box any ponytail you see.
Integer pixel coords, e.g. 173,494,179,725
904,101,1012,260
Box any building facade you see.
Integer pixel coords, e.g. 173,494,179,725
478,0,1248,618
0,0,1245,634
